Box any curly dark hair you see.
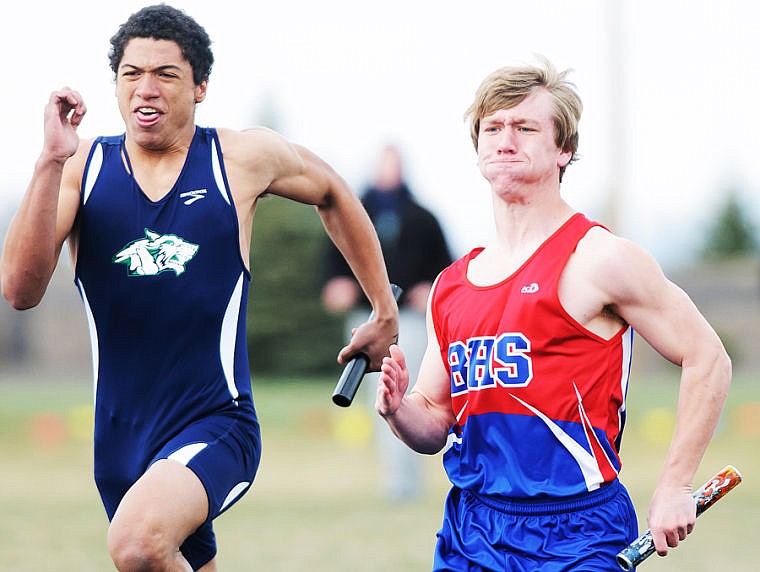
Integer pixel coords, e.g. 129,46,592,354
108,4,214,85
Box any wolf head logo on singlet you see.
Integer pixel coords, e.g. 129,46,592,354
113,229,199,276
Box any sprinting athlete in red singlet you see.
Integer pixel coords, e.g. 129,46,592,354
434,213,632,499
376,58,731,571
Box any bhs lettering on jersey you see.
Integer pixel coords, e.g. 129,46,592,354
448,333,533,394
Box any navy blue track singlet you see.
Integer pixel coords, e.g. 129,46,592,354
75,127,259,507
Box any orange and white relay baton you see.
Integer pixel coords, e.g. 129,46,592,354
616,465,742,571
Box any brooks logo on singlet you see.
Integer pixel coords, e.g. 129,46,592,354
113,228,199,276
179,189,207,205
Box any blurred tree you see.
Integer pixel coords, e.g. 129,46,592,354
247,195,345,376
700,192,758,260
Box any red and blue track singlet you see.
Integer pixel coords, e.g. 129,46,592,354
431,213,633,499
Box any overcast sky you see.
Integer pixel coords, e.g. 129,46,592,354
2,0,758,270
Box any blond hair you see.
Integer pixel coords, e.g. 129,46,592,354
464,57,583,181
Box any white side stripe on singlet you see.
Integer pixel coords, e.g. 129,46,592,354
211,138,230,205
618,327,633,434
76,279,100,406
220,273,244,401
82,142,104,206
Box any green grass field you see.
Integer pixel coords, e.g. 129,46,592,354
1,373,758,571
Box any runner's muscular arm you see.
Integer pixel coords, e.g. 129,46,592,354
583,231,731,557
223,127,398,370
1,89,87,309
377,285,456,454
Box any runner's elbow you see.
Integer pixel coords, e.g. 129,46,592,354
1,273,45,310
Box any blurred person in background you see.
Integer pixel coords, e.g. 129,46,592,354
375,58,731,570
0,4,398,571
322,143,452,500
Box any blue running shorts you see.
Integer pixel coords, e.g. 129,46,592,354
97,410,261,570
433,479,638,571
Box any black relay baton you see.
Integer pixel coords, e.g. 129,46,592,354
331,283,403,407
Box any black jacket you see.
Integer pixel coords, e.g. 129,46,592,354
321,183,453,308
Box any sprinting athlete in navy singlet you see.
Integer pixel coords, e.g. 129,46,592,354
75,126,261,568
5,11,401,570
